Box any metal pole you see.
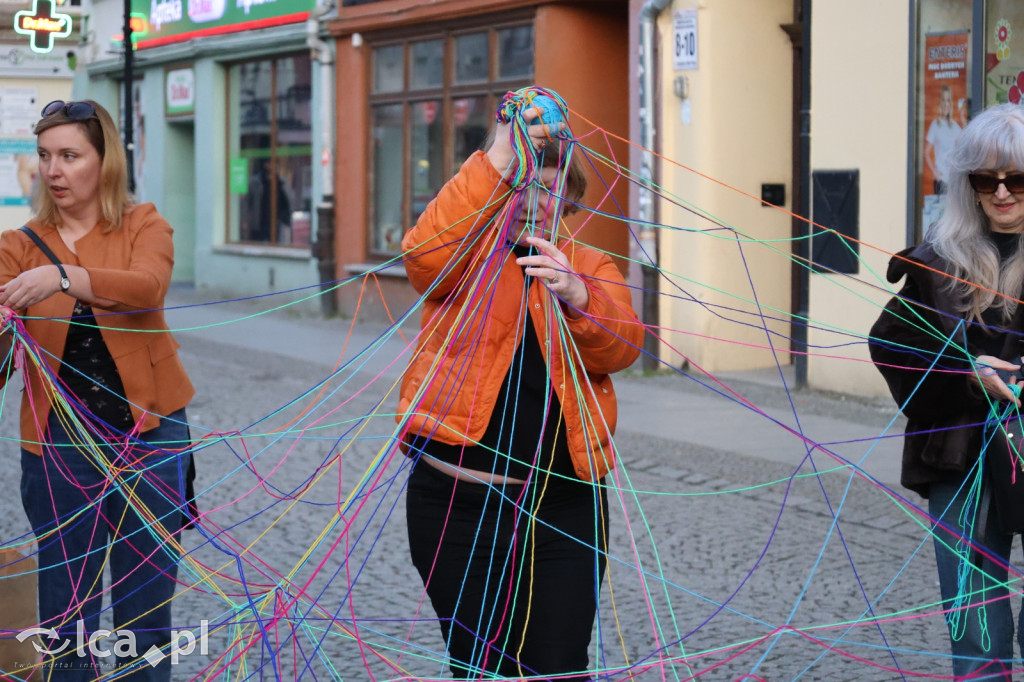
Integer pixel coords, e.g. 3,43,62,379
793,0,811,388
123,0,135,194
638,0,671,372
308,0,337,316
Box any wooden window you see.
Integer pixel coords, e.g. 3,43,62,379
368,23,534,255
227,53,313,247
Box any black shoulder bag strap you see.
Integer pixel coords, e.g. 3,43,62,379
18,227,198,529
19,226,69,284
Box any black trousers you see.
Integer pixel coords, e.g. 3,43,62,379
407,462,609,680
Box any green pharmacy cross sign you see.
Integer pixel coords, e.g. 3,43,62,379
14,0,73,54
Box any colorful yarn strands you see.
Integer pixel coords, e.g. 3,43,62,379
2,93,1024,681
495,87,572,192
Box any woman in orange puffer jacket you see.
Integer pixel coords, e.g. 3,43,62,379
398,89,643,680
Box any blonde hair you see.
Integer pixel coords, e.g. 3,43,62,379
929,103,1024,322
31,99,132,231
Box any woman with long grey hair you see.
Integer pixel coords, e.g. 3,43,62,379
871,102,1024,679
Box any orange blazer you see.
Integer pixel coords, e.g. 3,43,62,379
0,203,195,453
398,151,643,481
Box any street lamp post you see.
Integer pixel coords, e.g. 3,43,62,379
122,0,134,194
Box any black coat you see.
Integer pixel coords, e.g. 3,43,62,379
868,243,1024,497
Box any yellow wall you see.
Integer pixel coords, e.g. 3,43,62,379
807,0,909,397
657,0,794,373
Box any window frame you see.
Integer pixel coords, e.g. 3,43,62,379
225,51,313,249
366,15,536,258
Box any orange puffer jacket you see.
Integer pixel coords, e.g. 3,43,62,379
397,151,643,481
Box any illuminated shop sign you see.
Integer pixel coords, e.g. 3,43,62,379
110,14,149,49
130,0,316,49
14,0,74,54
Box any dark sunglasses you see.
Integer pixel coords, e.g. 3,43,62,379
968,171,1024,194
40,100,97,120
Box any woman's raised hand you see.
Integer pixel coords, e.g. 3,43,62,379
486,107,566,181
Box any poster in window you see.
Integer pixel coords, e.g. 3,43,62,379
922,31,969,233
0,87,39,206
986,7,1024,107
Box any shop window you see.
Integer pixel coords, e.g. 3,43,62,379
227,53,313,247
985,0,1024,108
915,0,973,239
368,24,534,255
913,0,1024,239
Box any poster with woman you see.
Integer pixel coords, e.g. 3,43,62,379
922,31,969,233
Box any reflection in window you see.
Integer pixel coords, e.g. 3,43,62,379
372,104,404,253
455,33,488,83
453,96,489,171
228,53,313,246
368,24,534,255
498,26,534,80
374,44,404,93
411,40,444,89
412,100,444,227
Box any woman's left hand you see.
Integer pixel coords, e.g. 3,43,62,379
0,265,62,310
516,236,589,317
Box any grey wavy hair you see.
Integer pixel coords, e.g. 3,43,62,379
928,102,1024,322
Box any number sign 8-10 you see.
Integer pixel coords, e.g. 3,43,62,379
672,9,698,71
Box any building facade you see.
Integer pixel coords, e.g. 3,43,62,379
78,0,330,295
66,0,1024,397
0,0,78,230
637,0,1024,398
326,0,631,320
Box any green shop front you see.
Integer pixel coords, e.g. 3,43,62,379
81,0,329,302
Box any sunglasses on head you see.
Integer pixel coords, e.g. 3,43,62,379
40,100,96,121
968,171,1024,194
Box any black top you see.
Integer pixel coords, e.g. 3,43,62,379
869,241,1023,495
972,231,1021,356
58,301,134,433
416,243,575,482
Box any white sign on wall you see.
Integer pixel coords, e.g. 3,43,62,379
0,87,39,136
673,8,698,71
0,45,74,78
165,66,195,116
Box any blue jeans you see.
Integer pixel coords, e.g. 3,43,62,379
21,407,190,682
930,481,1023,680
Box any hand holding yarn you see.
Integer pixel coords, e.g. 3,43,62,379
526,94,569,142
975,354,1023,406
515,235,589,317
486,87,572,189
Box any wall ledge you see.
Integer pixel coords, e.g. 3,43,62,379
344,262,407,278
212,244,313,261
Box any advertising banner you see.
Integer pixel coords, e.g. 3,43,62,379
987,10,1024,107
0,87,40,207
130,0,316,49
0,45,75,79
921,31,969,233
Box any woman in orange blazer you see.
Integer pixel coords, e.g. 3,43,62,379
399,89,643,680
0,100,194,682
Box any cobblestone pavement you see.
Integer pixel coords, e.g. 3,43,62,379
0,293,1017,681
